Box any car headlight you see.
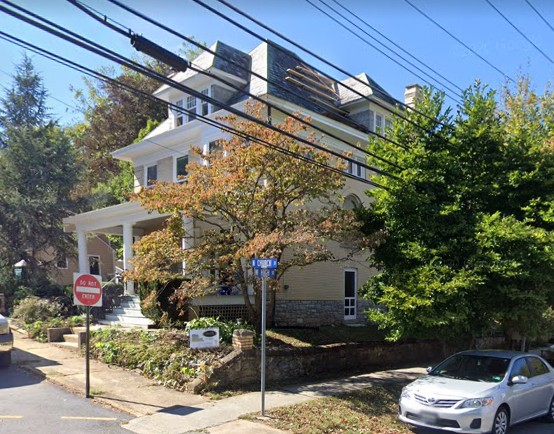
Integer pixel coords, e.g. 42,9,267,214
460,397,494,408
400,388,412,400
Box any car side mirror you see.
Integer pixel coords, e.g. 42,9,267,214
426,366,433,374
510,375,528,385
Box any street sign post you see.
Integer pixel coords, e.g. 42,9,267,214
251,258,278,417
73,273,103,399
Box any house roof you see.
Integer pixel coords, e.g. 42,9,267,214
338,73,396,107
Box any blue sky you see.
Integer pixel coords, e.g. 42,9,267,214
1,0,553,126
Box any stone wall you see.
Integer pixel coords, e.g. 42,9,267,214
274,300,373,327
202,340,441,392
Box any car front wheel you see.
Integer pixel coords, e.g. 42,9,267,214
492,406,509,434
0,351,10,369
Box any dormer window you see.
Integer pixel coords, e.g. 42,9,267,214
146,164,157,187
186,95,196,122
201,88,210,116
174,99,184,127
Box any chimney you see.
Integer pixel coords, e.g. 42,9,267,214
404,84,422,108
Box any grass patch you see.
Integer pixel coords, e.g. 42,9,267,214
244,383,413,433
266,325,386,348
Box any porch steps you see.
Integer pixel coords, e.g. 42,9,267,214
99,296,154,328
50,325,104,351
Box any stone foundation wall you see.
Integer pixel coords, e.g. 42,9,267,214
204,340,442,392
274,300,373,326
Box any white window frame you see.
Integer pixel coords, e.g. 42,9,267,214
200,88,210,116
186,95,197,123
375,114,383,134
175,154,189,183
145,164,157,187
344,268,357,320
174,99,184,127
346,159,366,179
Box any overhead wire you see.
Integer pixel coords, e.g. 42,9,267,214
326,0,463,95
485,0,554,64
402,0,516,83
69,0,407,170
0,30,381,189
305,0,463,103
525,0,554,35
192,0,455,134
0,4,389,189
103,0,413,158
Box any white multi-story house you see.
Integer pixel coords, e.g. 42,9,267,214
64,40,413,327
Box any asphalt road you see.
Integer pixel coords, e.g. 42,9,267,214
0,365,132,433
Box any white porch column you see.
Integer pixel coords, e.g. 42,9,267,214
123,222,135,295
182,216,194,275
77,229,88,274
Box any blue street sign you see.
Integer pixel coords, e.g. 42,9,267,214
251,258,278,270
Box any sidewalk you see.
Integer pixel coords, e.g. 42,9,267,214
11,328,426,434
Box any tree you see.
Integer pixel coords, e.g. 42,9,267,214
361,81,554,347
71,41,205,208
0,55,80,298
129,103,370,329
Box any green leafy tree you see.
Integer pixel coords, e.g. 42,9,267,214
361,81,554,347
0,55,80,301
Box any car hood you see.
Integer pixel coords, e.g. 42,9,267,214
406,375,500,399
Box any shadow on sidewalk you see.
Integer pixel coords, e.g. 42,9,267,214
11,347,62,369
0,364,43,389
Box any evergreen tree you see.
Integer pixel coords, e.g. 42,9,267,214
0,55,80,299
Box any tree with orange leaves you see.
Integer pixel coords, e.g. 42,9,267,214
129,102,371,330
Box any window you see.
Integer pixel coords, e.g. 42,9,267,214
344,194,361,210
89,255,100,276
510,357,531,378
200,88,210,116
56,255,68,269
385,118,392,137
146,165,157,187
174,99,184,127
344,269,357,319
528,357,549,377
347,160,365,179
176,155,188,182
186,95,196,122
375,114,383,134
368,109,375,131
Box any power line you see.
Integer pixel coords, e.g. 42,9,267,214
193,0,454,134
402,0,516,83
326,0,464,95
104,0,412,156
525,0,554,35
306,0,463,103
486,0,554,64
0,30,380,189
70,0,407,170
0,4,390,189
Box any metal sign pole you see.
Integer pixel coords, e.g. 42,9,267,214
261,270,267,416
85,306,90,398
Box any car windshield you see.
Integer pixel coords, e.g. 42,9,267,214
429,354,510,383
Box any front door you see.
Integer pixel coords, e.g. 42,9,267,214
344,269,357,320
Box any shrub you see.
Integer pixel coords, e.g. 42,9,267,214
12,296,62,325
90,328,231,390
24,315,85,343
186,317,253,344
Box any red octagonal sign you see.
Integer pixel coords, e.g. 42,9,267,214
73,273,103,307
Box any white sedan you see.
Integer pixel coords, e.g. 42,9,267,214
398,350,554,434
0,313,13,368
